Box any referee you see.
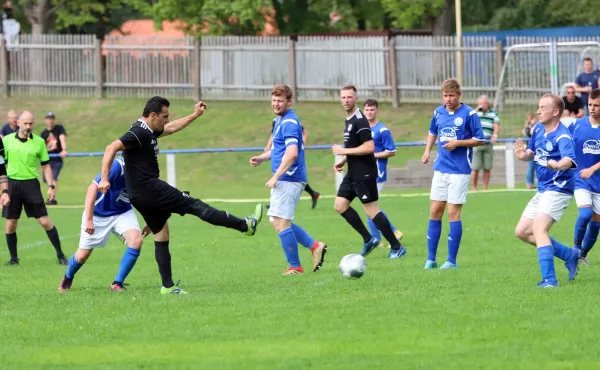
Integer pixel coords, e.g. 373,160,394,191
2,111,67,266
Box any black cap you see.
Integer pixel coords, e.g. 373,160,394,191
45,112,55,118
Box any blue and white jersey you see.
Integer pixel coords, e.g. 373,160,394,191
569,117,600,193
92,158,132,217
527,123,577,195
370,121,396,183
429,104,484,175
271,109,307,183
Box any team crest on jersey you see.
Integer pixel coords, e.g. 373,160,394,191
439,127,458,142
347,124,352,132
545,141,553,152
454,117,463,127
535,148,550,165
583,139,600,154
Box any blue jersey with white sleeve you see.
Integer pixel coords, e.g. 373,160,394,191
429,104,485,175
92,158,132,217
370,121,396,183
527,123,577,195
569,117,600,193
271,109,307,183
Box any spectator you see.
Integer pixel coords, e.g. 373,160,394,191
471,95,500,191
0,110,18,139
523,112,537,189
574,57,600,116
40,112,67,205
562,85,584,118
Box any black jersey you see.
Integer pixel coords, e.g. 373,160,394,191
344,109,377,180
118,120,164,198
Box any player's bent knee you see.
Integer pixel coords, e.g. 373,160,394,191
189,198,217,221
75,248,92,264
362,202,380,219
334,197,350,214
5,219,17,233
37,216,53,230
429,201,445,220
446,204,462,221
124,231,143,249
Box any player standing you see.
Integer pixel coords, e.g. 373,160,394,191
58,158,146,292
250,85,327,275
362,98,403,248
421,79,485,270
569,88,600,264
514,94,580,288
332,85,406,259
98,97,263,294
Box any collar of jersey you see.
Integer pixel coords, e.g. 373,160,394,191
15,132,33,142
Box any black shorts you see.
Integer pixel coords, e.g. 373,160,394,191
2,178,48,219
130,181,195,234
337,175,379,204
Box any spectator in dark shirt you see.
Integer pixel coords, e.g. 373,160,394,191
0,110,18,139
574,57,600,116
562,86,584,118
40,112,67,205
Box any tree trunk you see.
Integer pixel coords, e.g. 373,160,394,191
430,0,453,36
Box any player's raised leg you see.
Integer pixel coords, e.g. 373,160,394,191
362,199,406,259
291,223,327,272
185,196,263,236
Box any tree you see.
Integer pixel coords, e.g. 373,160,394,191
54,1,141,39
20,0,66,34
380,0,454,35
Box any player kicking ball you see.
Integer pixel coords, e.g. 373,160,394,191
58,158,146,292
250,85,327,275
514,93,580,288
569,88,600,264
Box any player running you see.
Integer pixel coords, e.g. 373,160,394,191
98,97,263,294
250,85,327,275
362,98,403,248
421,79,484,270
514,93,580,288
58,158,146,292
569,88,600,264
333,85,406,259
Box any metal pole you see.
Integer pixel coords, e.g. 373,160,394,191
505,142,515,189
455,0,463,85
166,153,177,188
550,39,559,95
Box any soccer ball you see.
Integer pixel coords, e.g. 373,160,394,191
339,254,366,279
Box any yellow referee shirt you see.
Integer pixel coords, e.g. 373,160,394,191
2,133,49,180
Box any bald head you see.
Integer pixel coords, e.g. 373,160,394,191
17,110,34,137
7,110,17,126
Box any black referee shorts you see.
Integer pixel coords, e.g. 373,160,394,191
337,175,379,204
2,178,48,219
131,180,196,234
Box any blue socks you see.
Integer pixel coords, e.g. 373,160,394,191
114,247,141,284
366,210,396,241
582,221,600,257
291,223,314,250
65,255,83,279
279,228,300,268
574,207,593,248
448,221,463,264
549,237,572,261
537,245,556,282
426,219,442,261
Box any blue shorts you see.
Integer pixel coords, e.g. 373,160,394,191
42,160,63,182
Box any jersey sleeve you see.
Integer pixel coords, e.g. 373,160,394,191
428,111,438,136
557,134,577,169
381,129,396,152
467,110,485,141
493,112,500,124
119,126,148,149
355,118,373,144
281,121,301,148
575,74,583,86
38,137,50,163
58,125,67,136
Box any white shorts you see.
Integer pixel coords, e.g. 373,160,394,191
574,189,600,214
79,209,141,250
268,181,305,221
377,182,385,194
429,171,470,204
521,191,572,222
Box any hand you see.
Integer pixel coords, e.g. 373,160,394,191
59,150,67,158
546,159,559,170
333,160,345,173
442,140,459,151
142,225,151,238
491,136,498,143
0,193,9,207
194,101,207,117
332,144,347,156
580,167,596,180
250,156,264,167
84,218,95,235
514,138,527,154
266,176,278,189
47,187,55,201
97,179,110,193
421,151,430,164
585,86,593,93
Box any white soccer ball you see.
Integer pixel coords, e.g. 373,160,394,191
339,254,366,279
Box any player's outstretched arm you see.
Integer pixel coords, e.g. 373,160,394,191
99,140,124,193
83,182,98,235
162,101,206,137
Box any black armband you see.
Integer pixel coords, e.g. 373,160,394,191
0,162,5,177
40,160,50,166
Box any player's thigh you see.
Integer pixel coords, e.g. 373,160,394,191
471,146,484,171
447,174,470,205
22,181,48,219
574,189,592,208
134,203,171,235
521,192,542,220
336,176,356,203
79,215,112,249
537,191,572,223
592,192,600,215
515,216,534,238
112,210,142,246
2,180,23,219
483,145,494,170
267,181,304,221
430,171,449,202
354,178,379,205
